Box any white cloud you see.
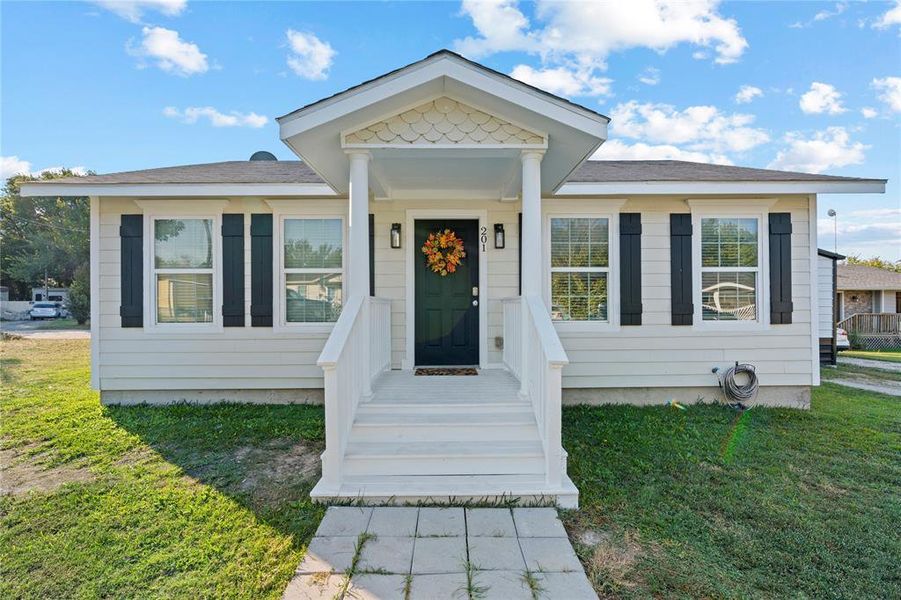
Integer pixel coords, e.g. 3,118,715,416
285,30,335,80
873,0,901,29
610,100,770,154
847,207,901,218
510,64,611,97
861,107,878,118
1,155,33,179
592,140,732,165
768,127,867,173
814,2,847,22
799,82,847,114
872,76,901,112
163,106,267,128
93,0,186,23
637,67,660,86
1,156,88,179
817,219,901,258
735,85,763,104
455,0,748,67
129,26,208,76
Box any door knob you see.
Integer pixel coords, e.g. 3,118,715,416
472,300,478,306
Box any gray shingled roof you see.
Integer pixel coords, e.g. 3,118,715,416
27,159,884,187
568,160,885,183
837,264,901,290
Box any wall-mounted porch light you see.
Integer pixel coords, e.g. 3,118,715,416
494,223,505,249
390,223,402,249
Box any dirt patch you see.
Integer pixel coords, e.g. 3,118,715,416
234,439,321,494
0,447,95,496
565,517,651,597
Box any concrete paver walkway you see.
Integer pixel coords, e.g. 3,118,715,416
284,506,597,600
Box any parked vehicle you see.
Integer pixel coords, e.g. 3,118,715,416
836,327,850,350
29,302,61,320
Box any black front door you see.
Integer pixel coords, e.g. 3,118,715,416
414,219,479,366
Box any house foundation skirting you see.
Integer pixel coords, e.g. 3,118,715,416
102,385,811,409
100,388,324,406
562,386,811,409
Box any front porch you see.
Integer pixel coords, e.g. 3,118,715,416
310,294,578,507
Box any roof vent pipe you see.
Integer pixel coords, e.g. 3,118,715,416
249,151,278,161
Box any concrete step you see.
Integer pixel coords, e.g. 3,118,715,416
342,440,545,476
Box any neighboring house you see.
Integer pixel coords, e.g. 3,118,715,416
836,263,901,349
20,51,887,506
817,249,844,365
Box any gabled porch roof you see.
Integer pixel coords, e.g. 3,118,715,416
277,50,609,199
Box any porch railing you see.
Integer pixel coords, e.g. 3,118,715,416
837,312,901,335
504,295,569,487
317,295,392,490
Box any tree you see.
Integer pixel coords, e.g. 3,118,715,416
67,263,90,325
845,255,901,273
1,169,91,299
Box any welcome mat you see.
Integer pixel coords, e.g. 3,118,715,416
414,367,478,376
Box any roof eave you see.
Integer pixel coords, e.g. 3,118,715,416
18,182,338,198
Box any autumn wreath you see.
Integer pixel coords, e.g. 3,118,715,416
421,229,466,276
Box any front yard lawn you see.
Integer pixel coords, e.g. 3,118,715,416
840,349,901,363
2,339,899,599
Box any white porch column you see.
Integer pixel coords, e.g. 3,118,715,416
347,151,371,299
520,150,543,395
520,151,544,297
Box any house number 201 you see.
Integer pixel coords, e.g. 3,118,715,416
480,226,488,251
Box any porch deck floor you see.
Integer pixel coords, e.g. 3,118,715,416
365,369,525,405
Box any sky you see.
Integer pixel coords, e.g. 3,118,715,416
1,0,899,260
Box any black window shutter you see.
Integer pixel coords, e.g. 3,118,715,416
250,214,273,327
670,214,693,325
518,212,522,295
768,213,793,324
222,214,245,327
619,213,642,325
369,213,375,297
119,214,143,327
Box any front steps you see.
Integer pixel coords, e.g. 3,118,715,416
310,370,579,508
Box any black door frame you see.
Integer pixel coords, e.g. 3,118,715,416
411,216,485,368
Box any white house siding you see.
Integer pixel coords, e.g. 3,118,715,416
818,254,835,338
97,196,342,392
97,193,815,395
544,195,816,389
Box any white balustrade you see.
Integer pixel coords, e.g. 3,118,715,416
317,295,392,490
503,295,568,487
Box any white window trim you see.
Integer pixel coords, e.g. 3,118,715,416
543,211,620,332
142,212,224,333
689,201,773,330
273,214,347,333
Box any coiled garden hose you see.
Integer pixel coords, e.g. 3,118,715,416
713,362,759,404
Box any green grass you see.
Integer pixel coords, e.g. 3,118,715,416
1,339,325,599
562,383,900,599
2,339,899,599
35,317,90,330
840,349,901,363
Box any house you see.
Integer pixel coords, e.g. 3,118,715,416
836,263,901,349
817,249,845,365
19,51,887,507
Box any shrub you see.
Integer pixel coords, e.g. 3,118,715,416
67,263,90,325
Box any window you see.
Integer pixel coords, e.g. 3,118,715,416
283,218,343,323
700,217,759,321
153,218,215,324
550,217,609,321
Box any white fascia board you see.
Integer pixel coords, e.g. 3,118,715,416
555,180,887,196
279,55,608,141
18,182,338,197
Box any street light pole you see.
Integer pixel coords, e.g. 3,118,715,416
827,209,837,254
